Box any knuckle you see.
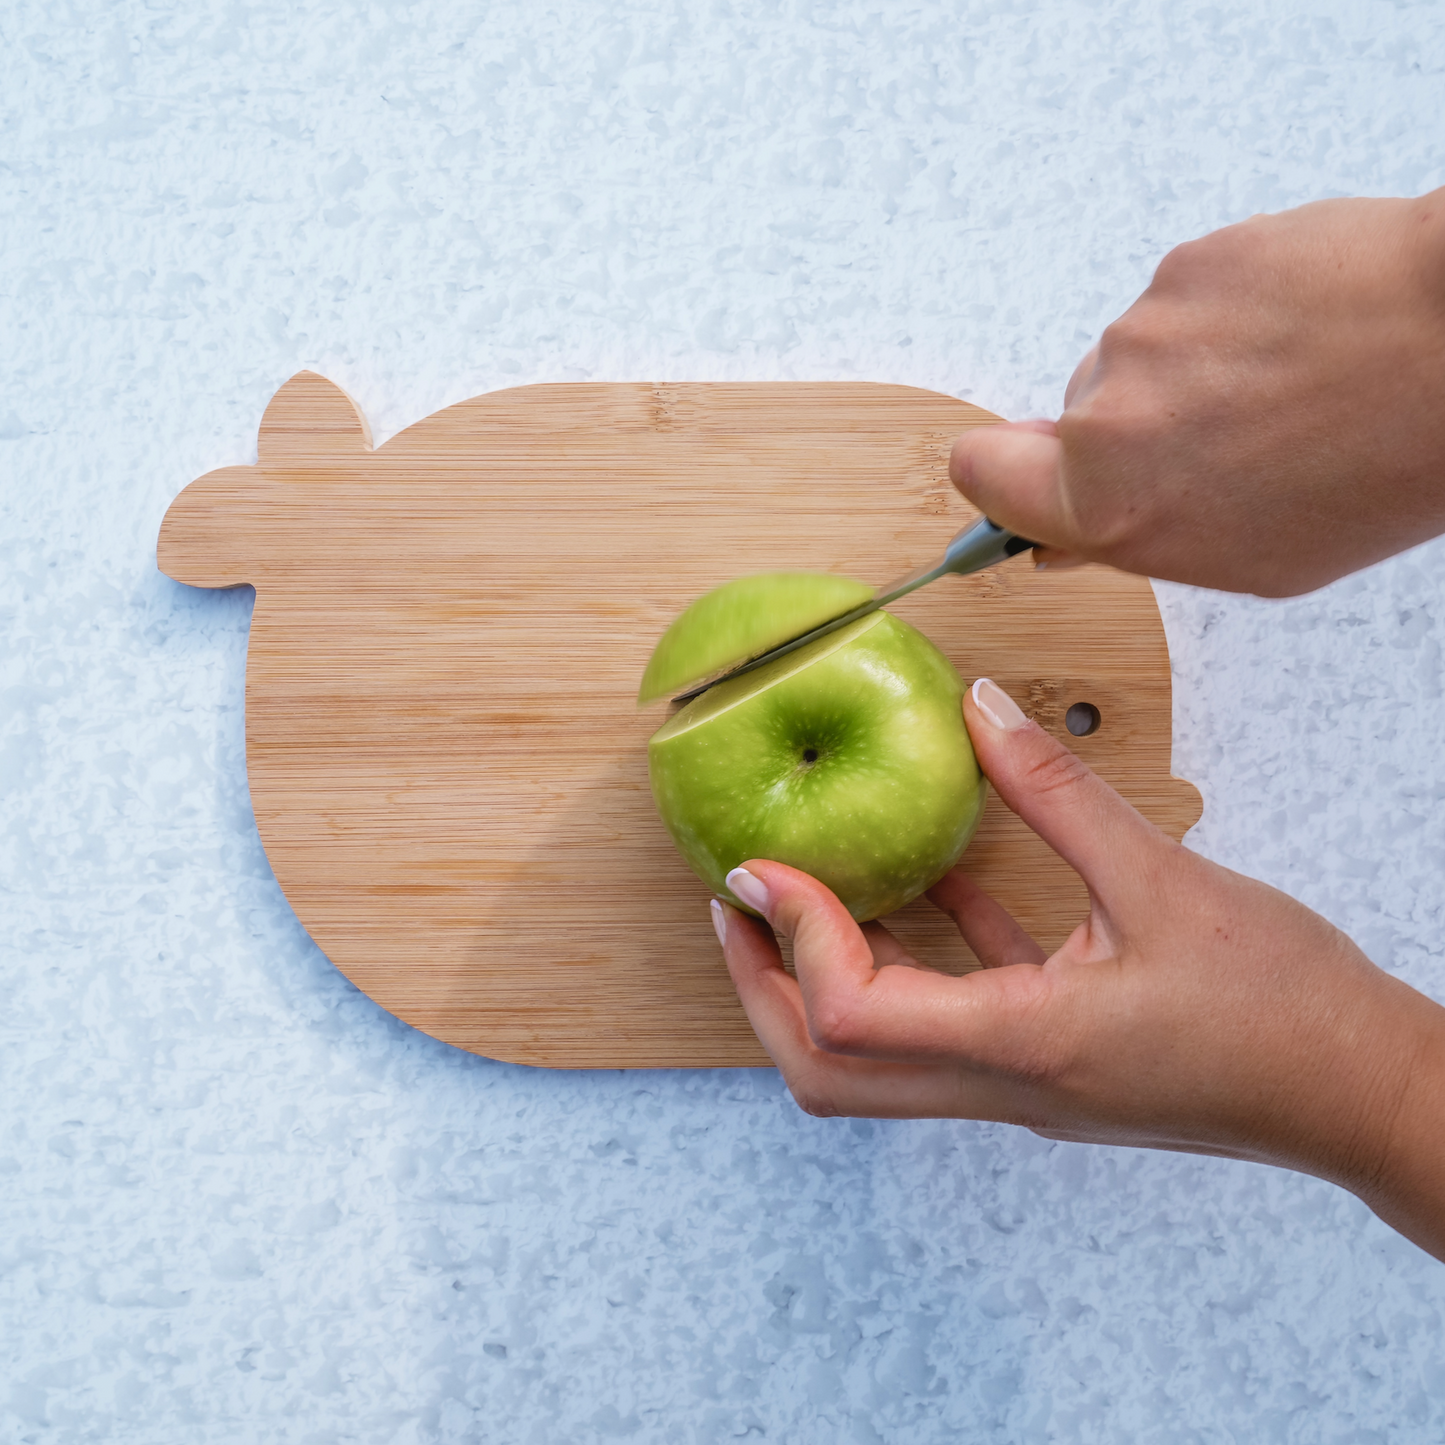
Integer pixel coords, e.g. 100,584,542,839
1095,312,1145,358
1149,237,1200,289
788,1074,841,1119
1092,300,1175,382
807,988,869,1055
1018,741,1095,803
1092,308,1175,372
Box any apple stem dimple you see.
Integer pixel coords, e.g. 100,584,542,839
802,747,819,764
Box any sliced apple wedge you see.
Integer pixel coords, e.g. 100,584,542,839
637,571,875,705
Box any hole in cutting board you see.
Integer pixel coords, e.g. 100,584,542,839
1066,701,1101,737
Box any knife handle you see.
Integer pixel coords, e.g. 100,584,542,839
941,516,1038,577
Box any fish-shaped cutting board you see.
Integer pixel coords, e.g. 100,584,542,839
158,372,1201,1068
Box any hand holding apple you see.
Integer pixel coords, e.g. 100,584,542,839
716,678,1445,1263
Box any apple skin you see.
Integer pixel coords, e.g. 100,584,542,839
647,609,986,922
638,571,874,704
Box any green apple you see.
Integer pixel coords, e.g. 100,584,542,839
647,607,986,922
638,571,875,704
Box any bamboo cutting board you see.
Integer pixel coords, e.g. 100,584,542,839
158,373,1201,1068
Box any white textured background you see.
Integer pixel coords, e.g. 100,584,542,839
3,2,1444,1440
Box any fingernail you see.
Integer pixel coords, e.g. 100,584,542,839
971,677,1028,731
725,866,770,914
710,898,727,947
1034,560,1048,571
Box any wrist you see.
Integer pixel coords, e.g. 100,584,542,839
1325,973,1445,1260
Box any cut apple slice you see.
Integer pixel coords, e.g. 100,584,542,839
637,571,874,705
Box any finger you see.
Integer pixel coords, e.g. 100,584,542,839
925,867,1047,968
774,1052,1025,1122
716,900,1002,1118
859,921,924,970
949,424,1080,555
1031,548,1087,572
726,861,1052,1063
962,678,1173,912
716,899,820,1069
1063,344,1100,408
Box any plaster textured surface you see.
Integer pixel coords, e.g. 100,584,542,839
3,2,1445,1440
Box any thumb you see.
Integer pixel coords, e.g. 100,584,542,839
950,422,1078,554
725,861,1021,1060
963,677,1173,903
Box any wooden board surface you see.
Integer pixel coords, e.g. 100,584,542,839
158,373,1201,1068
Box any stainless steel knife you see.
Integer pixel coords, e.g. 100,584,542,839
673,516,1035,703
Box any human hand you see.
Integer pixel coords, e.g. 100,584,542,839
715,678,1445,1260
950,190,1445,595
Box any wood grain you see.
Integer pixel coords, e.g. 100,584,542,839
158,372,1201,1068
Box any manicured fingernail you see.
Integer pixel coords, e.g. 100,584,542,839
971,677,1028,731
710,898,727,947
725,867,770,914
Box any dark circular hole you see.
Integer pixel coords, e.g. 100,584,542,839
802,747,819,763
1065,702,1101,737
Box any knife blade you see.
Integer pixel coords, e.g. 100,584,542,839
672,516,1035,704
